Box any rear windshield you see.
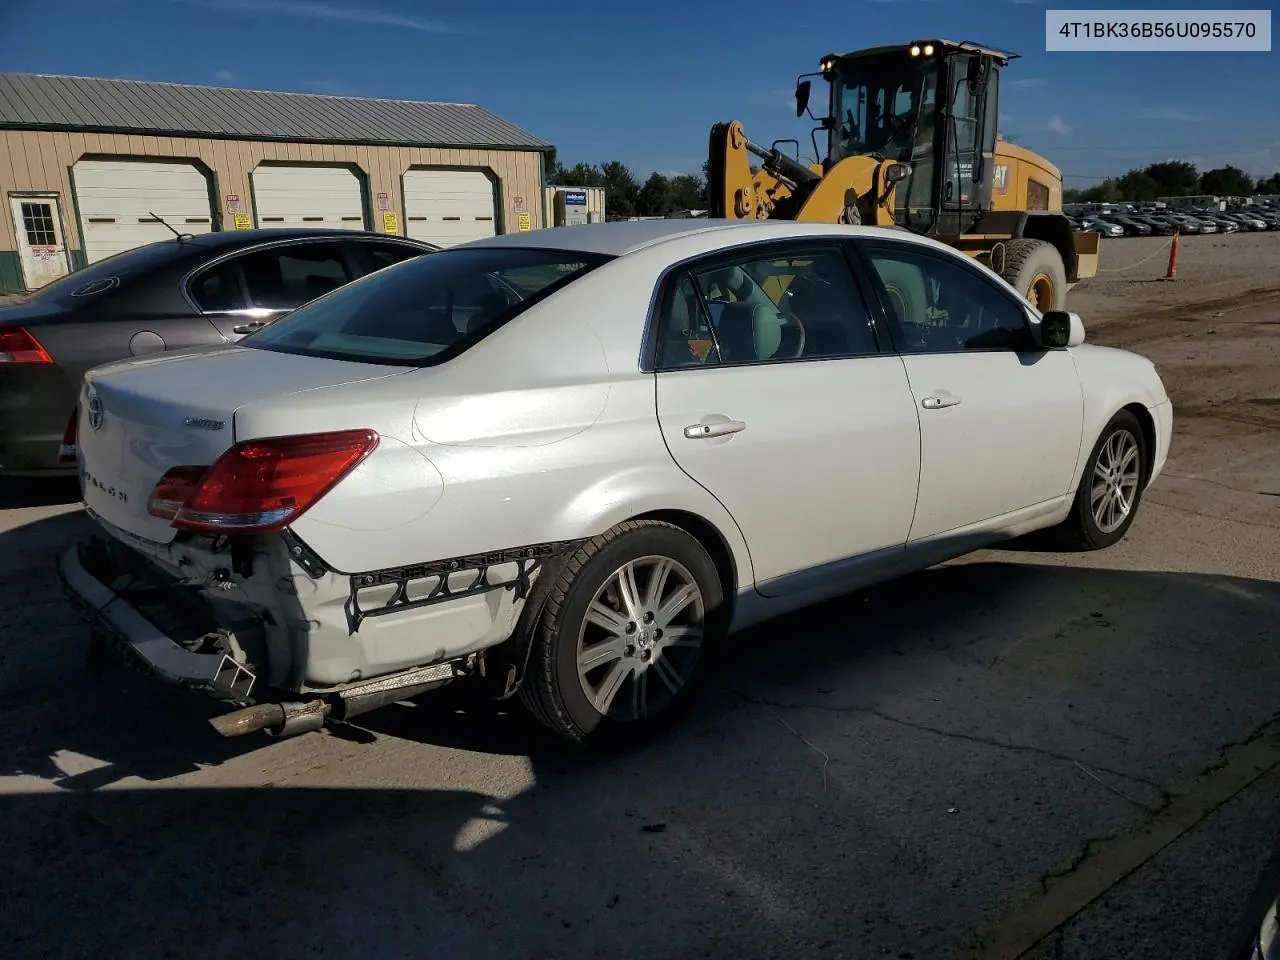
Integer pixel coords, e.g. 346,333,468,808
241,246,611,366
29,241,184,304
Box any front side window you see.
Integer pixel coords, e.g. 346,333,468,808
243,246,610,365
861,242,1030,352
655,245,879,368
235,242,356,310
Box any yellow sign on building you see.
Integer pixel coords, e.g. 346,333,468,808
517,212,531,232
233,212,252,230
382,212,399,234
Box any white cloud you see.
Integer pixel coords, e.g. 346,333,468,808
1135,107,1207,122
1186,146,1280,177
1045,114,1073,136
1010,77,1047,89
183,0,461,32
214,69,236,82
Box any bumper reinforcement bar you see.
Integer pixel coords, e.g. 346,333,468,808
57,543,256,701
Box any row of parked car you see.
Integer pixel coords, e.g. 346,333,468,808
1068,204,1280,238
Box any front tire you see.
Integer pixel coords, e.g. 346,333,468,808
519,520,726,745
1058,409,1148,550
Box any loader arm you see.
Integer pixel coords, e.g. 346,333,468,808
708,121,906,225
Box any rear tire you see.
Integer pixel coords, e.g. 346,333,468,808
1056,409,1148,550
519,521,726,746
1001,238,1067,312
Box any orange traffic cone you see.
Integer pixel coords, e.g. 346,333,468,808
1166,228,1180,280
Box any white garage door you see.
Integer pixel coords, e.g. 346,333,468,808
73,159,213,264
403,170,497,247
251,165,366,231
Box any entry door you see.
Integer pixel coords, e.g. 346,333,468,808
856,239,1084,542
9,196,70,290
651,241,921,596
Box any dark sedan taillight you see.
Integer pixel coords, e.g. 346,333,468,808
59,409,78,463
0,326,53,364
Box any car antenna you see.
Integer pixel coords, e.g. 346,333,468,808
149,211,195,242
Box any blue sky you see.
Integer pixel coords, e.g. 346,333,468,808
2,0,1277,184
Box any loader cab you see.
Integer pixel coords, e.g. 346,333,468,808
817,40,1007,236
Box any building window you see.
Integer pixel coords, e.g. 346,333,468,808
1027,180,1050,211
21,202,57,246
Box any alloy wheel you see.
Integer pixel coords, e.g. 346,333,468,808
1091,429,1141,534
576,555,705,721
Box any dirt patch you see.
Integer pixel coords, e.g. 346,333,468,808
1070,232,1280,432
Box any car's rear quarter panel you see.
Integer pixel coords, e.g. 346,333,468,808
233,256,756,590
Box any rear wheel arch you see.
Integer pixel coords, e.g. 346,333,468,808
631,508,739,610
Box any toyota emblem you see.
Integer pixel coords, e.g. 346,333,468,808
86,385,104,432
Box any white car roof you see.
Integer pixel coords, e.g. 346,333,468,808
460,218,948,258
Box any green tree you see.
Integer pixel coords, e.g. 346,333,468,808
561,162,606,188
1257,172,1280,194
668,174,705,212
637,173,675,216
1199,165,1255,197
1077,180,1123,203
543,146,564,184
1143,160,1199,196
1116,169,1161,202
598,160,639,219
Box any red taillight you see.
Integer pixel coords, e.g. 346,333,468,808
0,326,53,364
147,465,207,521
149,429,378,534
58,409,78,462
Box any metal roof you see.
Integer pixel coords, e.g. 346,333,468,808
0,72,550,151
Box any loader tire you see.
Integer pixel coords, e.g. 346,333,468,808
1001,238,1067,312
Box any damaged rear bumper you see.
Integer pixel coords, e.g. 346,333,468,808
57,539,258,702
56,534,481,737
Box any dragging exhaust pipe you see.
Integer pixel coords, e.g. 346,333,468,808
210,699,331,738
208,660,463,739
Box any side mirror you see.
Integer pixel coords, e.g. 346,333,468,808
884,162,910,184
1040,310,1085,348
966,57,988,93
795,80,811,118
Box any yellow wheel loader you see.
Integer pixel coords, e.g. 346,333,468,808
706,39,1099,310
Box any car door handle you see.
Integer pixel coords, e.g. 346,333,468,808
684,419,747,439
921,393,962,410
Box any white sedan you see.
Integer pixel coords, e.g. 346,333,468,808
60,219,1173,744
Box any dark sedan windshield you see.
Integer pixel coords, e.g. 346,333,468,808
242,246,612,366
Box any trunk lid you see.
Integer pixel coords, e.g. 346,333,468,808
78,344,407,543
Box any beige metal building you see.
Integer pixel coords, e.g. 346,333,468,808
0,72,551,292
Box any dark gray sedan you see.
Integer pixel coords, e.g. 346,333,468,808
0,228,436,476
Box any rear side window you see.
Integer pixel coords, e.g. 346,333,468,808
189,260,247,312
361,242,429,272
242,247,612,366
236,242,356,310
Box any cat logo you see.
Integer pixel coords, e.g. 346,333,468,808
993,164,1010,195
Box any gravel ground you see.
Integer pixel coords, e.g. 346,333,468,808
0,230,1277,960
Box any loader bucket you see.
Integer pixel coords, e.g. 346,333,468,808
1071,230,1100,281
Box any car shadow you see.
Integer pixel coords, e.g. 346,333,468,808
0,476,81,509
3,561,1279,960
4,494,1280,960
